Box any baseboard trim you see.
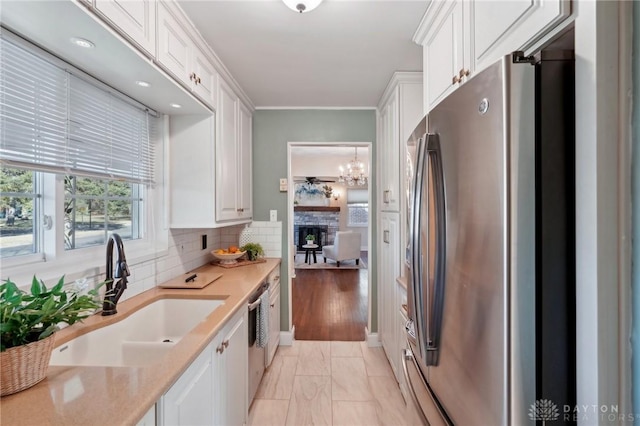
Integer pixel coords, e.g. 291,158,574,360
280,326,295,346
365,328,381,347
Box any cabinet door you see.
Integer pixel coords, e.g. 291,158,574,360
473,0,570,71
192,50,217,108
423,0,464,111
379,212,400,379
238,101,253,219
216,78,240,221
169,115,216,228
215,310,248,426
161,344,214,426
267,282,281,367
157,3,192,86
377,106,388,208
383,91,400,212
95,0,156,55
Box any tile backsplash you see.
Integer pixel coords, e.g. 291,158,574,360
121,221,282,302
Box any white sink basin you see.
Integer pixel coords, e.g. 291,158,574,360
50,298,224,367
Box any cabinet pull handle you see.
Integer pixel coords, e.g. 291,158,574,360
383,190,390,203
216,345,224,354
222,340,230,348
270,303,275,308
452,75,461,85
383,230,390,244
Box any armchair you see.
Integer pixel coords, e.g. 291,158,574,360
322,231,361,267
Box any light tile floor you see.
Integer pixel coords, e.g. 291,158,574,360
249,341,423,426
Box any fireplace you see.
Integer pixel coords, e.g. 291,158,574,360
296,225,328,251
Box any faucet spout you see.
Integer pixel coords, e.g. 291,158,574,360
102,233,130,316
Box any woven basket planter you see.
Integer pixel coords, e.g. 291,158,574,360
1,335,55,396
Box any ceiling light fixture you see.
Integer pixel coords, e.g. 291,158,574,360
282,0,323,13
170,103,182,109
339,148,367,186
70,37,95,49
135,80,151,88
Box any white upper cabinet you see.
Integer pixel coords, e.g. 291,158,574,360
169,115,217,228
472,0,571,70
94,0,157,55
216,78,252,223
377,73,423,213
415,0,570,113
157,2,217,108
418,0,471,112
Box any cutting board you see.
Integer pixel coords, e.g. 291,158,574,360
158,272,223,289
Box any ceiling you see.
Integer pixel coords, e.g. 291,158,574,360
178,0,428,108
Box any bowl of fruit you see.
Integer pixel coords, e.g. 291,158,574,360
211,246,246,264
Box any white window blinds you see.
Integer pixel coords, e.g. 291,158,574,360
0,36,156,183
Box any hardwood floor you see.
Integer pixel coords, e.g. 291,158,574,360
292,267,368,341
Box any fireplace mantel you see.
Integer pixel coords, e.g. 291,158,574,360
294,206,340,212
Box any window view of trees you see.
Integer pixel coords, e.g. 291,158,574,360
64,176,141,250
0,167,143,258
0,168,36,257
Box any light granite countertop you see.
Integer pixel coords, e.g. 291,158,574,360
0,258,281,426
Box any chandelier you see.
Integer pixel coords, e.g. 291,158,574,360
339,148,367,186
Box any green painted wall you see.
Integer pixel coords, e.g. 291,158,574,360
252,109,378,333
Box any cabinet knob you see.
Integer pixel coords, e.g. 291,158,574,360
459,68,470,78
383,190,390,204
383,230,390,244
452,75,461,85
222,340,230,348
196,76,202,84
189,72,195,81
270,303,275,308
237,208,244,213
216,345,224,354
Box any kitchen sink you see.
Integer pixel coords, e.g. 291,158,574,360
50,298,224,367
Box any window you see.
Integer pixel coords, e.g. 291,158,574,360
0,168,40,257
347,189,369,227
0,33,158,265
64,177,142,250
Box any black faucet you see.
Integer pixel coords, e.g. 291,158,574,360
102,233,130,316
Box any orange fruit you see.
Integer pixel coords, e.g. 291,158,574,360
229,246,239,253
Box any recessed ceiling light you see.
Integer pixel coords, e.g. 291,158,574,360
135,81,151,88
170,103,182,109
70,37,95,49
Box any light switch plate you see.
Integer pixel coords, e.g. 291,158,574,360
270,210,277,222
279,178,287,192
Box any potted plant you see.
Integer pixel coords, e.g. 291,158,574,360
240,242,264,261
305,234,315,245
0,276,101,396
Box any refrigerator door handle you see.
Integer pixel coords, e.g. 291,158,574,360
425,134,447,366
401,348,429,425
410,133,428,353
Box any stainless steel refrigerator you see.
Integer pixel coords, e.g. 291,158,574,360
403,52,575,425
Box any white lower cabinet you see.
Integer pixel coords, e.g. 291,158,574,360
214,308,248,426
266,278,281,367
160,343,215,425
379,212,400,380
158,308,248,426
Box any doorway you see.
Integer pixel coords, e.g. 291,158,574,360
287,142,372,341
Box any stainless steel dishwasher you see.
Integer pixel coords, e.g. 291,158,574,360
248,282,268,405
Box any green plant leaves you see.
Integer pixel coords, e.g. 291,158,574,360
1,276,102,351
